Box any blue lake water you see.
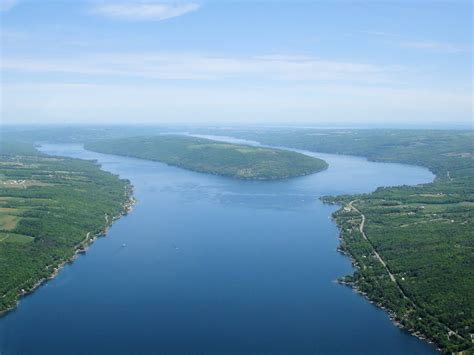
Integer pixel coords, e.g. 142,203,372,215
0,142,438,354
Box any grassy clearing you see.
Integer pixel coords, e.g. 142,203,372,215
0,232,34,244
0,215,20,231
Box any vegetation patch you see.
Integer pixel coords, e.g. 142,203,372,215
0,214,21,231
0,232,34,244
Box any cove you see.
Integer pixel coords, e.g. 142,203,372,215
0,142,437,354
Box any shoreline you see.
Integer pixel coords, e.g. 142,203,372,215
329,210,442,353
337,278,440,351
0,184,136,318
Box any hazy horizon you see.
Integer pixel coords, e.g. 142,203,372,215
1,122,472,130
1,0,472,127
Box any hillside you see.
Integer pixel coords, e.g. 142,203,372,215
85,135,328,180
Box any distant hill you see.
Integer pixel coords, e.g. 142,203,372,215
85,135,328,180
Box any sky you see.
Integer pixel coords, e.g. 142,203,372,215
0,0,472,127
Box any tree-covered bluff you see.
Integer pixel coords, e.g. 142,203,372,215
85,135,328,180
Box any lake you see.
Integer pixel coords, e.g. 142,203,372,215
0,142,438,354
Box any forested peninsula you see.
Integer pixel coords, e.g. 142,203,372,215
0,141,133,314
85,135,328,180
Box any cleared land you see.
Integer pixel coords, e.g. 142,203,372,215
85,135,328,180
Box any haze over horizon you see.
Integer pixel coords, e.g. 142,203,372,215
1,0,472,127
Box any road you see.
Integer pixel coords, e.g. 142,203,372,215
347,200,463,341
348,200,396,283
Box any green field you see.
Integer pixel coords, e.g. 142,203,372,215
0,232,34,244
85,135,328,180
0,140,132,313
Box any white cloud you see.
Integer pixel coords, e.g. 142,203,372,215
398,41,470,53
362,31,471,54
1,52,395,84
361,30,400,38
92,2,200,21
0,0,18,11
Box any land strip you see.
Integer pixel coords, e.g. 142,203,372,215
0,141,133,314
